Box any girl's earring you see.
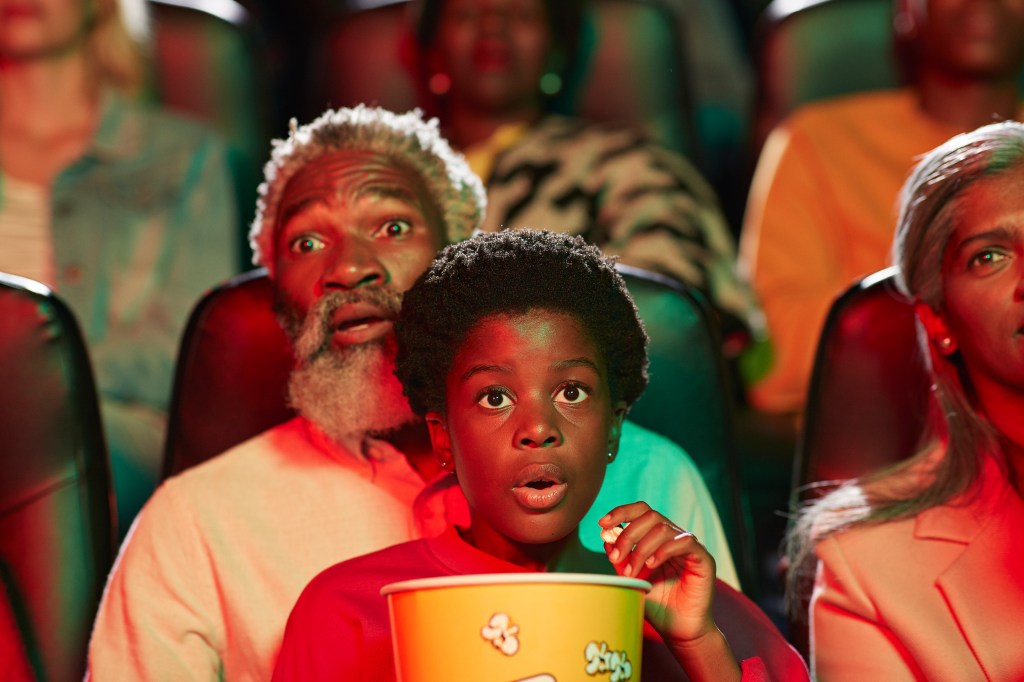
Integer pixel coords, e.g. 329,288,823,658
539,71,562,96
937,336,956,355
893,9,918,40
539,50,564,96
428,72,451,96
607,451,616,463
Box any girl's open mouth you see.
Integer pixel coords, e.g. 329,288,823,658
512,464,568,511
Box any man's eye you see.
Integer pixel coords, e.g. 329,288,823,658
379,219,412,238
289,235,325,254
555,383,589,405
968,249,1008,269
478,389,512,409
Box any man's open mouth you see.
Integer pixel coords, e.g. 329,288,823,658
336,315,387,331
326,303,396,343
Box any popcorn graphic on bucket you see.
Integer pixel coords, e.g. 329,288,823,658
381,573,650,682
481,613,521,655
584,641,633,681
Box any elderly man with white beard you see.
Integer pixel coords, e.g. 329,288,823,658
87,106,737,681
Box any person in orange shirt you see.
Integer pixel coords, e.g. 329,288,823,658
740,0,1024,413
787,121,1024,680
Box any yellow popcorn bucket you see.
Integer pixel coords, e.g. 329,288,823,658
381,573,651,682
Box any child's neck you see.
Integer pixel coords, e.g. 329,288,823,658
459,524,590,573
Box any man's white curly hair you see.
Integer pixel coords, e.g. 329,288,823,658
249,105,487,276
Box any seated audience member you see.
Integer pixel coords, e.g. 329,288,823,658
739,0,1024,412
87,106,738,680
0,0,238,529
787,121,1024,680
411,0,761,342
273,230,808,681
0,579,32,682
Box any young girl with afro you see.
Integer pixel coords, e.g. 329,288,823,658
273,230,806,681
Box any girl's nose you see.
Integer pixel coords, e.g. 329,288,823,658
513,401,564,448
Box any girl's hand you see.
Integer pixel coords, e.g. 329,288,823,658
598,501,717,646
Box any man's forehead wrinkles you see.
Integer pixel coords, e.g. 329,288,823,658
289,160,423,195
279,179,423,224
347,181,420,204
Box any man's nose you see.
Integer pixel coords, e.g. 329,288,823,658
319,235,386,291
513,399,564,448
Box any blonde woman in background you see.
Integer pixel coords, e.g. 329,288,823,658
0,0,238,534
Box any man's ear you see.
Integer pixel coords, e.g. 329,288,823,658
915,300,958,356
425,411,454,471
607,402,628,463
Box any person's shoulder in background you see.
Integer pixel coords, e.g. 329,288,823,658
587,420,741,590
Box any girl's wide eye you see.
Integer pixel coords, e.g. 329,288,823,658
555,383,589,405
478,389,512,409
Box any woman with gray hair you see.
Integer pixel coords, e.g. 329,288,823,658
0,0,238,533
787,120,1024,680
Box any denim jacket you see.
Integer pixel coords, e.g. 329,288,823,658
46,92,238,525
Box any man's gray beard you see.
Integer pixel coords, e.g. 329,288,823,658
282,289,417,445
